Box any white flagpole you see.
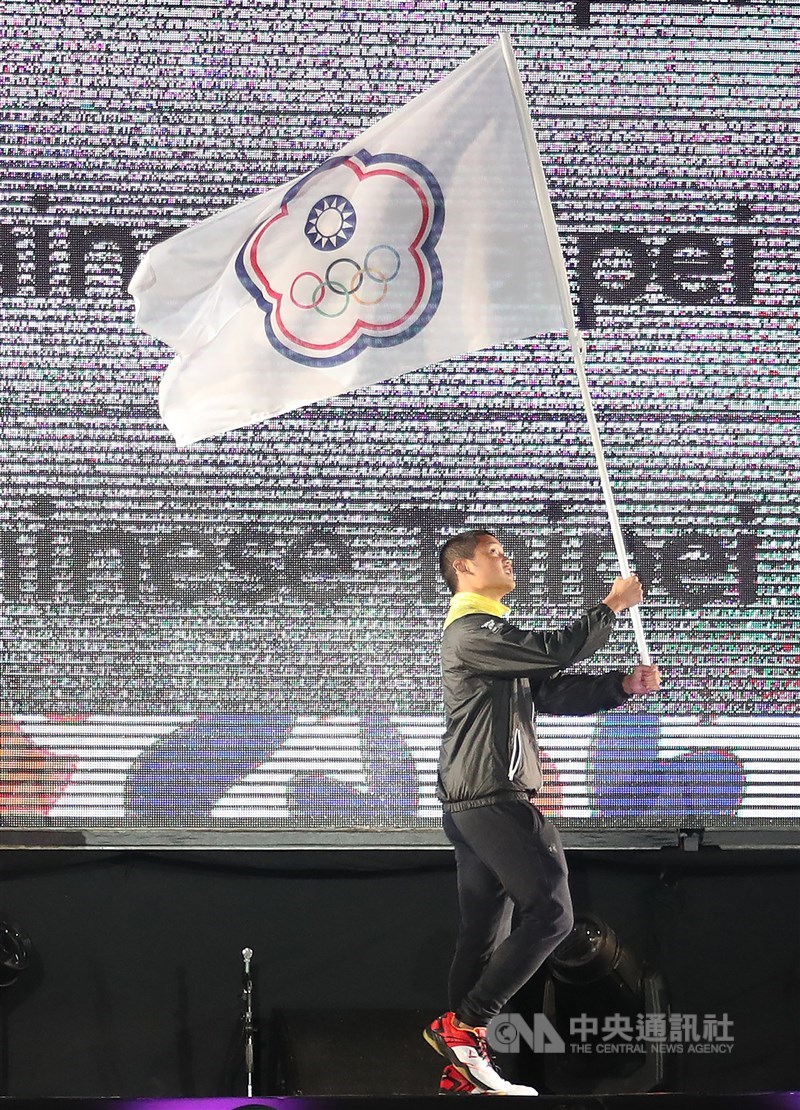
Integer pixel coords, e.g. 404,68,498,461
498,32,652,665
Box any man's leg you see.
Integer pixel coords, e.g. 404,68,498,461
423,801,562,1095
443,809,511,1012
424,807,540,1094
452,799,574,1027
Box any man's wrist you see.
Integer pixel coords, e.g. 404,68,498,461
602,596,623,614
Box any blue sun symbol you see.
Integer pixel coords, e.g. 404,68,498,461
304,194,357,252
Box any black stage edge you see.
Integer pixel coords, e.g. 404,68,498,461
2,1096,800,1108
5,826,800,850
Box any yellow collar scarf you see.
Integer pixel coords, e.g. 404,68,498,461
443,591,511,631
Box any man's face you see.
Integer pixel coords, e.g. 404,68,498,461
455,534,516,599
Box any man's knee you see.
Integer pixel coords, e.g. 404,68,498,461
552,901,574,947
517,891,573,947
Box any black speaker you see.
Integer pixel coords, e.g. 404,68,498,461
270,1008,443,1096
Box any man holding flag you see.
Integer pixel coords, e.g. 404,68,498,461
131,34,665,1096
130,33,655,663
424,530,661,1095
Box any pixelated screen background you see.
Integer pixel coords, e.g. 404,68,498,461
0,0,797,836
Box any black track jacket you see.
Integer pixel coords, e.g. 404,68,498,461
438,600,630,812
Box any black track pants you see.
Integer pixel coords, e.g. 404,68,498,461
443,799,574,1027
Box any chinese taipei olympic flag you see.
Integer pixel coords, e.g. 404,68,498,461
130,38,568,446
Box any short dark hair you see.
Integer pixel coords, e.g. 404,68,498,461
438,529,497,596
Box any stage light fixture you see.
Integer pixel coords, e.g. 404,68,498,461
541,913,668,1095
0,920,32,989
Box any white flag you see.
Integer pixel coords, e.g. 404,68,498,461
130,38,568,446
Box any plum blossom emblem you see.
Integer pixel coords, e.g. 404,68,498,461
236,149,444,368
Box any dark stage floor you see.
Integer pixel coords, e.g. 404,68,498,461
2,1095,800,1109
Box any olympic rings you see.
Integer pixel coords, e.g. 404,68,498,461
287,244,401,317
325,258,363,296
310,278,350,318
289,271,326,310
351,268,387,306
365,244,400,283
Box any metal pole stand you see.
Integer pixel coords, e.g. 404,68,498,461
241,946,257,1097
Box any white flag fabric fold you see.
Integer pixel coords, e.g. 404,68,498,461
130,38,568,446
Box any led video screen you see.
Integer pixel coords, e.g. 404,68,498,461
0,1,797,841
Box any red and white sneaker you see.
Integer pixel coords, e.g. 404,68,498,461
438,1064,518,1096
424,1011,538,1095
439,1064,481,1095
